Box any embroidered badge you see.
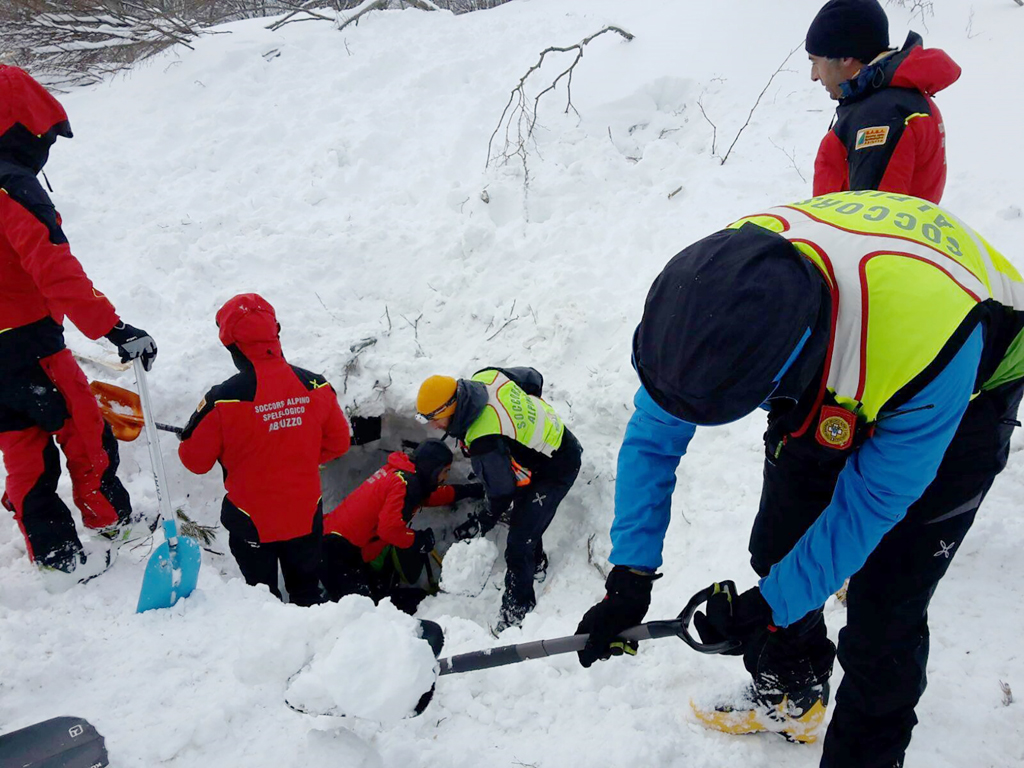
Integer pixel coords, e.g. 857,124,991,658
855,125,889,150
816,405,856,450
196,396,207,412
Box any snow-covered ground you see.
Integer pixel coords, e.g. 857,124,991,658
2,1,1023,766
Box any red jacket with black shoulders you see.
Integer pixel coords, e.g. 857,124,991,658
1,65,119,366
813,33,961,204
178,294,350,542
324,451,461,563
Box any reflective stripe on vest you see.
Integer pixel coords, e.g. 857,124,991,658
464,370,565,456
732,191,1024,422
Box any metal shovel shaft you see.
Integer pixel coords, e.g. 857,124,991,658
437,586,740,676
134,360,175,523
438,620,683,675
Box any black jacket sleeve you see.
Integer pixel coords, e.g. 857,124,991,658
468,434,517,522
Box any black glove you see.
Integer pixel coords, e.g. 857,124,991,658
412,528,435,555
451,483,485,501
105,322,157,370
350,415,382,445
452,515,481,541
453,506,500,540
576,566,661,668
693,580,774,655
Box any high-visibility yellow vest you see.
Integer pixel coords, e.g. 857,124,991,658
731,191,1024,422
463,369,565,456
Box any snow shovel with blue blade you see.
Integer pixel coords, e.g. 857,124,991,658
133,360,201,612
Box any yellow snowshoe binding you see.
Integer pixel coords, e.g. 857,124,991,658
691,681,829,744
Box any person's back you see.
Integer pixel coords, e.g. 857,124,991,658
209,356,341,539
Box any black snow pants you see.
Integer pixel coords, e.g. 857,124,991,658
223,498,324,607
501,429,582,623
748,379,1023,768
320,534,434,615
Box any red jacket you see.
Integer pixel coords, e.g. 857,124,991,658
324,451,457,562
813,34,961,204
1,65,118,343
178,294,350,542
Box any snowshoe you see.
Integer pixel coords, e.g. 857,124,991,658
690,681,829,744
39,544,114,594
96,508,160,549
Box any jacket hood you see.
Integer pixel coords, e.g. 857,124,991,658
842,32,960,104
447,379,488,439
215,293,283,363
0,65,73,173
387,451,416,473
633,223,827,426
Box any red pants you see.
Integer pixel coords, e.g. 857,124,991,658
0,349,130,566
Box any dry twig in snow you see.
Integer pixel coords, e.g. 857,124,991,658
486,26,634,184
720,42,802,166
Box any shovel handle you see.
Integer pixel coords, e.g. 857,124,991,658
438,587,739,676
134,360,175,525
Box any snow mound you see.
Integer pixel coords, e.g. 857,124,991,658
285,596,437,723
439,538,499,597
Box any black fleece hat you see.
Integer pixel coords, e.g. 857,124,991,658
806,0,889,63
412,439,453,484
634,224,826,426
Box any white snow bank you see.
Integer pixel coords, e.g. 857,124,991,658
439,538,499,597
285,596,437,723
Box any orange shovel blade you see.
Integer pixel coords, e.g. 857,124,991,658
90,381,145,442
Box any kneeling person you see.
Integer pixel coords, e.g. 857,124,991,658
417,367,582,631
321,439,483,614
178,294,350,605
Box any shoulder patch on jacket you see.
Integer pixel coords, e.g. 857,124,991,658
290,365,331,392
855,125,890,150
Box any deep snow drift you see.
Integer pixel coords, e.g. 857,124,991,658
1,1,1022,767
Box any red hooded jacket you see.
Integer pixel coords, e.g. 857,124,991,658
178,294,351,542
0,65,119,346
324,451,458,562
813,33,961,204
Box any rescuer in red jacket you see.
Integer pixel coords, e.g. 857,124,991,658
0,64,157,587
178,294,350,606
806,0,961,203
321,439,484,614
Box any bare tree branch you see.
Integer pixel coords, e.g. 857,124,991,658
485,25,635,183
720,41,802,166
768,136,806,182
696,91,718,158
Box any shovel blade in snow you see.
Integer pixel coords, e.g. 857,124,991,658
0,716,108,768
137,520,201,613
90,380,145,442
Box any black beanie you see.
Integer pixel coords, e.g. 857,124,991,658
412,439,453,485
806,0,889,63
633,224,826,426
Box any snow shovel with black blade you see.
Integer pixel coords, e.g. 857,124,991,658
437,585,740,676
133,360,201,613
0,716,108,768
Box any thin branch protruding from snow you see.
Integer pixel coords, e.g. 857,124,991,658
720,41,803,166
485,25,635,183
768,136,806,182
